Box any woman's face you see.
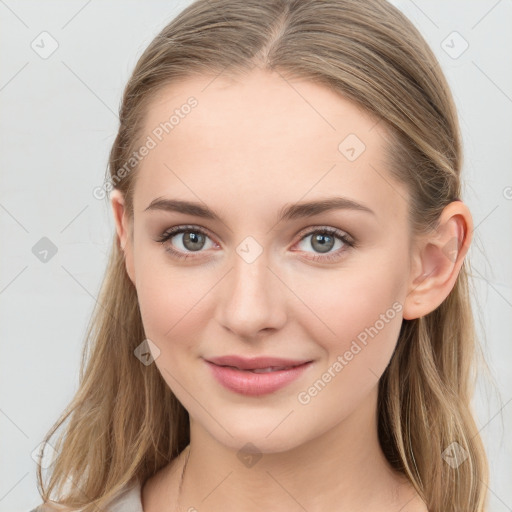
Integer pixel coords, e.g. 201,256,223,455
116,68,415,453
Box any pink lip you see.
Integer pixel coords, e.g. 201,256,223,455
204,355,313,396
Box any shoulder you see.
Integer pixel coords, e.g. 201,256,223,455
28,506,71,512
28,505,72,512
29,479,143,512
141,457,186,511
108,478,143,512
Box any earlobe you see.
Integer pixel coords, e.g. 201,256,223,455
402,201,473,320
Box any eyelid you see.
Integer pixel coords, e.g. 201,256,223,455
290,225,355,263
294,224,354,244
156,223,356,261
156,224,354,243
155,224,218,248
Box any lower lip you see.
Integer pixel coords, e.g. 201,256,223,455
205,360,313,396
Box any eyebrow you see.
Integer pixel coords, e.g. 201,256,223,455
144,196,375,223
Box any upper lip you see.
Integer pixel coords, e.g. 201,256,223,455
205,355,312,370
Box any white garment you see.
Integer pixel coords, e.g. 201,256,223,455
29,479,144,512
108,479,143,512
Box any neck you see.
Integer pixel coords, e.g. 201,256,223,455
176,386,419,512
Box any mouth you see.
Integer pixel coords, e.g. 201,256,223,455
215,363,307,373
204,358,314,396
205,354,313,371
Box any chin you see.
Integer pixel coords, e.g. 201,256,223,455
201,419,308,455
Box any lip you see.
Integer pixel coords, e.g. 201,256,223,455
204,356,314,396
206,355,312,370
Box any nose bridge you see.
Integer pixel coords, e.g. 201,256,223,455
216,239,286,337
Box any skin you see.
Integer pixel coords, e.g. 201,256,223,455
110,68,473,512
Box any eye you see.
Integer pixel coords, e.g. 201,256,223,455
155,225,217,260
293,227,355,262
155,224,355,263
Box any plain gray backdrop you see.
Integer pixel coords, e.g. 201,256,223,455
1,1,511,511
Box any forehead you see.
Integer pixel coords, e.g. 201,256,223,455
133,69,408,226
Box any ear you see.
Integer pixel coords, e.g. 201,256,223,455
110,189,136,286
403,200,473,320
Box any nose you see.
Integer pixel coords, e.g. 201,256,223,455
215,247,287,339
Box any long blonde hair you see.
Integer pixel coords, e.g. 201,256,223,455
36,1,490,510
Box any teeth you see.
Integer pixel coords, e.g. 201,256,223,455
248,366,289,373
220,364,301,373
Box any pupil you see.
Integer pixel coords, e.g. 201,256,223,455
312,234,334,253
184,232,204,251
180,232,335,254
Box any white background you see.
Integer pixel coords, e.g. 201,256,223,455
0,1,511,510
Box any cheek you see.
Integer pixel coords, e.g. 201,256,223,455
136,279,203,392
293,250,406,372
134,242,197,326
135,235,407,390
293,270,404,419
134,257,218,370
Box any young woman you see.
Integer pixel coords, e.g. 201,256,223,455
32,0,490,510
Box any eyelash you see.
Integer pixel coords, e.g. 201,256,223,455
155,225,356,263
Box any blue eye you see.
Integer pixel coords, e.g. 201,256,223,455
155,225,355,262
155,225,215,260
293,227,354,262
